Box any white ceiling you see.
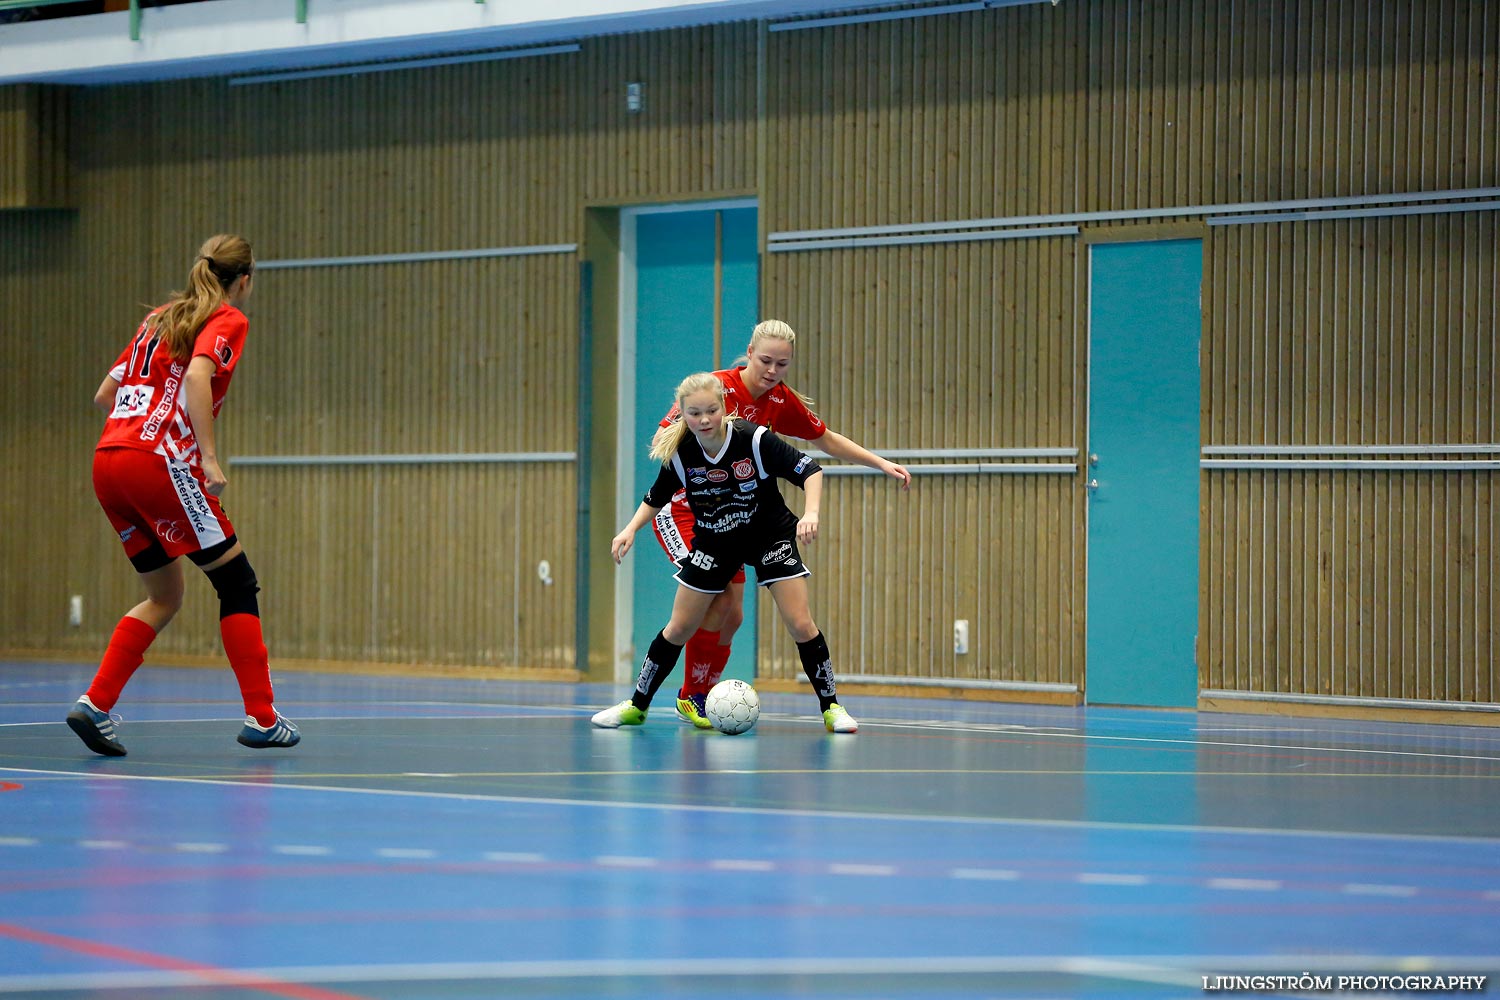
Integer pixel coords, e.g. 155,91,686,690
0,0,955,85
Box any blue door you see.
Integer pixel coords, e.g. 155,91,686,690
1085,240,1202,707
625,203,759,684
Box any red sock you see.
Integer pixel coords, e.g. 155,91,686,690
678,629,720,699
699,641,732,695
681,629,734,698
220,613,276,727
85,616,158,711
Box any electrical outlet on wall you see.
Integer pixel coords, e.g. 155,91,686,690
953,619,970,655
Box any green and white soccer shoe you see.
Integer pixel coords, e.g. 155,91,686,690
822,703,858,734
592,700,647,728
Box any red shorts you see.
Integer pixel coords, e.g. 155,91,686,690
93,447,235,562
652,492,746,585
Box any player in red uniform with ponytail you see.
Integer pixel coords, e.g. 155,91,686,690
66,233,299,756
651,320,911,728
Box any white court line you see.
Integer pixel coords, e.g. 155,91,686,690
0,712,579,731
1193,723,1500,746
1195,727,1308,732
272,845,332,857
3,765,1499,847
1343,883,1419,897
482,851,544,863
709,859,775,871
1206,878,1282,891
1078,873,1151,886
8,711,1500,763
0,834,1479,898
480,851,546,863
867,720,1054,732
952,867,1020,881
829,863,897,876
1,953,1496,994
752,716,1500,763
866,721,1500,763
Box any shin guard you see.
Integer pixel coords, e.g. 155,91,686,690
220,613,276,728
85,616,158,711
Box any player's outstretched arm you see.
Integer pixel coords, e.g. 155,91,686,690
796,470,823,545
612,501,662,564
818,429,911,489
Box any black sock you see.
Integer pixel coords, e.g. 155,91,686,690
632,631,684,710
796,631,838,712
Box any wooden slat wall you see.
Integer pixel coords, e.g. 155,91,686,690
1204,214,1498,702
0,26,756,674
0,84,69,209
764,0,1498,226
758,0,1496,702
0,1,1494,705
768,1,1084,229
759,3,1088,689
756,237,1084,689
229,257,580,668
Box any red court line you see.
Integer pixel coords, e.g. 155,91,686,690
0,920,369,1000
0,783,22,792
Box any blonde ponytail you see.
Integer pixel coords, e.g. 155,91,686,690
649,421,691,465
649,372,730,464
148,234,254,362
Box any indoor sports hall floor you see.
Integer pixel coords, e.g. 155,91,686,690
1,660,1497,999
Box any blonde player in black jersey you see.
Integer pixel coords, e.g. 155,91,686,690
594,372,857,733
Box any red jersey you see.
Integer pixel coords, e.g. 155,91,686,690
97,303,247,464
660,367,827,441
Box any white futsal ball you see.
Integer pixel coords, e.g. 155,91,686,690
705,679,760,735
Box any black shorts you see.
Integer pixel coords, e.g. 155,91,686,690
673,527,811,594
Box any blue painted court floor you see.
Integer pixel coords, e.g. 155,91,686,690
1,660,1497,998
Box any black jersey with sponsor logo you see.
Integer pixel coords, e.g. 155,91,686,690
644,419,820,541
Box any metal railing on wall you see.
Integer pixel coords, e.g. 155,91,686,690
231,452,575,467
768,188,1500,251
256,244,578,271
806,447,1078,476
1201,444,1500,472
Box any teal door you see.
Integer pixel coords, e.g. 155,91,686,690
1085,240,1202,707
626,203,758,683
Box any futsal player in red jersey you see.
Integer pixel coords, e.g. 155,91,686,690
651,320,911,728
66,234,299,756
598,373,858,732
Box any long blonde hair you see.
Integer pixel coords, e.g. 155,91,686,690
650,373,730,464
749,319,816,410
148,234,254,362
